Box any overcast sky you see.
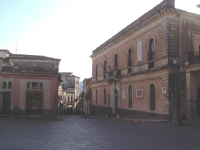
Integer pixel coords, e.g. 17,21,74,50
0,0,199,81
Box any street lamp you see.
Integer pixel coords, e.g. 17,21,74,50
168,57,181,125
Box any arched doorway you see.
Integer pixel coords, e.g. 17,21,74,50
115,89,118,114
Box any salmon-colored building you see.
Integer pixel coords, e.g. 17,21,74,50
84,0,200,122
0,49,60,119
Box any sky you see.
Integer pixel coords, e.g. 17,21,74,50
0,0,200,81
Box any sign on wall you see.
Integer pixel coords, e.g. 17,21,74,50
136,89,143,99
122,91,125,99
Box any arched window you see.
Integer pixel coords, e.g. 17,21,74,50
128,86,132,108
104,88,106,105
149,84,156,110
96,89,98,104
95,64,98,81
127,48,132,73
89,88,92,100
103,60,107,79
114,54,118,70
148,38,155,68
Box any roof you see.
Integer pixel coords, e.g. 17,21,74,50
0,49,12,54
91,0,175,56
9,54,60,60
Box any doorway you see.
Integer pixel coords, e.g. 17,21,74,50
26,91,42,115
2,92,11,114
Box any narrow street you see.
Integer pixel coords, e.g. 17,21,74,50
0,115,200,150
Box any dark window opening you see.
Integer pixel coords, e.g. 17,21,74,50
95,64,98,81
114,54,118,70
128,86,132,108
40,82,43,89
32,82,38,89
8,82,12,89
148,38,155,69
128,48,132,73
104,89,106,105
150,84,156,110
27,82,30,89
3,81,6,89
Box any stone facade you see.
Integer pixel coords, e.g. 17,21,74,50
58,72,80,114
84,0,200,121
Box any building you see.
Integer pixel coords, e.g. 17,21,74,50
58,72,80,114
84,0,200,122
0,49,60,119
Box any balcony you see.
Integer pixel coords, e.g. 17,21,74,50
107,70,121,79
185,51,200,64
148,61,154,69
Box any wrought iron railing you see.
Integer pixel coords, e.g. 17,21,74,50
185,51,200,63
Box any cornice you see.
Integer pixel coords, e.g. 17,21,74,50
91,8,177,60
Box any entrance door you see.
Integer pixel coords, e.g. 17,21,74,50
27,91,42,115
2,92,11,114
115,89,118,114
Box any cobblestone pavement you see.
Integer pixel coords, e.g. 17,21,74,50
0,115,200,150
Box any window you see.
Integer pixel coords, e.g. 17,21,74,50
95,64,98,81
71,96,73,103
104,89,106,105
114,54,118,70
68,95,70,103
3,81,6,89
128,86,132,108
127,48,132,73
103,60,107,79
27,82,30,89
8,82,12,89
96,90,97,104
27,82,43,89
32,82,38,89
40,83,43,89
148,38,155,68
149,84,156,110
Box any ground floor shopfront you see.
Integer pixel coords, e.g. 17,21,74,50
0,74,59,119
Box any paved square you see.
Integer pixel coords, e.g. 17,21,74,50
0,116,200,150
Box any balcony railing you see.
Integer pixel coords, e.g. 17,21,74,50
185,51,200,63
107,70,121,78
148,61,154,69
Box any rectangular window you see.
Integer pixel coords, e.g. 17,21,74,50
40,82,43,89
8,82,12,89
96,90,97,104
104,89,106,105
27,82,30,89
3,81,7,89
32,82,38,89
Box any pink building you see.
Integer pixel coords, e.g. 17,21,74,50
84,0,200,122
0,49,60,119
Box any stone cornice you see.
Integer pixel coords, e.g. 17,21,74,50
91,0,176,58
91,8,177,60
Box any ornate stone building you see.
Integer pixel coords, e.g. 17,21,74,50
58,72,80,114
84,0,200,121
0,49,60,119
